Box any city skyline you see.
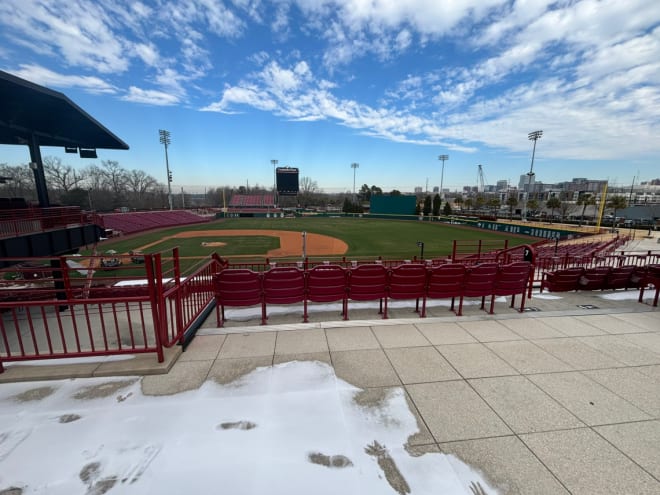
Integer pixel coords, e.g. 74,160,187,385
1,1,659,194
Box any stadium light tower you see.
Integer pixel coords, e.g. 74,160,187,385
271,159,278,191
351,162,359,201
159,129,173,210
523,130,543,220
438,154,449,200
271,159,278,207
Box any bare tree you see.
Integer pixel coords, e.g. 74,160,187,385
126,169,158,208
299,176,319,207
100,160,129,207
43,156,85,193
0,163,36,200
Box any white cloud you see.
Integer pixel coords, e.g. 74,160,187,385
0,0,129,73
8,64,117,93
122,86,181,105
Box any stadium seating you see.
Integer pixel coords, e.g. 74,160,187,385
577,267,612,291
213,269,264,326
262,267,306,322
346,264,389,319
426,263,467,315
460,263,499,315
306,264,348,320
490,262,533,313
101,210,208,235
387,264,428,317
540,267,585,293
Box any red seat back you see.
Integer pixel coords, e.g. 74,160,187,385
307,265,348,303
388,264,427,300
541,267,584,292
463,263,498,297
213,269,262,307
578,267,611,290
262,267,306,304
494,262,532,296
427,264,466,299
606,265,635,289
348,264,388,301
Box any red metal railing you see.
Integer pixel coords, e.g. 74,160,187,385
0,250,222,373
0,206,99,238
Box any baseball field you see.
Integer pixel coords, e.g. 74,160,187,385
93,216,532,271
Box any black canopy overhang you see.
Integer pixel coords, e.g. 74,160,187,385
0,70,129,150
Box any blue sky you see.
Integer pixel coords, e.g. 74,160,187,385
1,0,659,194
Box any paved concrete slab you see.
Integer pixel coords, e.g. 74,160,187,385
485,340,574,374
207,356,273,385
178,334,226,361
273,352,331,366
497,317,565,339
141,359,212,396
439,435,571,494
436,343,519,379
537,316,607,336
324,326,380,351
406,380,512,442
385,346,461,384
521,428,660,494
583,367,660,417
577,335,660,366
575,314,650,334
218,331,277,358
595,420,660,480
414,321,478,345
274,328,328,355
457,320,522,342
330,349,401,388
611,312,660,332
370,323,430,348
468,375,584,434
531,337,626,370
528,371,652,425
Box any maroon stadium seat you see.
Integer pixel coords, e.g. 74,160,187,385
460,263,498,315
306,264,348,320
490,262,533,313
540,267,584,293
346,264,389,319
387,264,428,317
262,267,306,323
577,267,611,291
426,263,467,315
213,269,263,327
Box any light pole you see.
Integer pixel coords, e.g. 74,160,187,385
523,130,543,220
351,162,359,202
159,129,173,210
438,154,448,200
271,159,278,206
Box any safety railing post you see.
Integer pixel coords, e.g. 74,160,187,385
145,253,165,363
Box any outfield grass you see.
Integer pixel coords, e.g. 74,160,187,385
96,216,531,261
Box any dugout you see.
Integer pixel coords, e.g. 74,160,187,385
370,195,417,216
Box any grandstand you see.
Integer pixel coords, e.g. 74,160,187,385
100,210,209,236
227,193,279,214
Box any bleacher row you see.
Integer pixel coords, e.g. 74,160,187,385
228,194,276,208
213,261,535,326
100,210,209,235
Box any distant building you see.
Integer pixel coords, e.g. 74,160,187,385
496,180,508,191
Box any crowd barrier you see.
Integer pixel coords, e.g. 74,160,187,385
0,250,222,373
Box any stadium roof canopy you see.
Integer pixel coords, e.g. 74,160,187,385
0,70,128,150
